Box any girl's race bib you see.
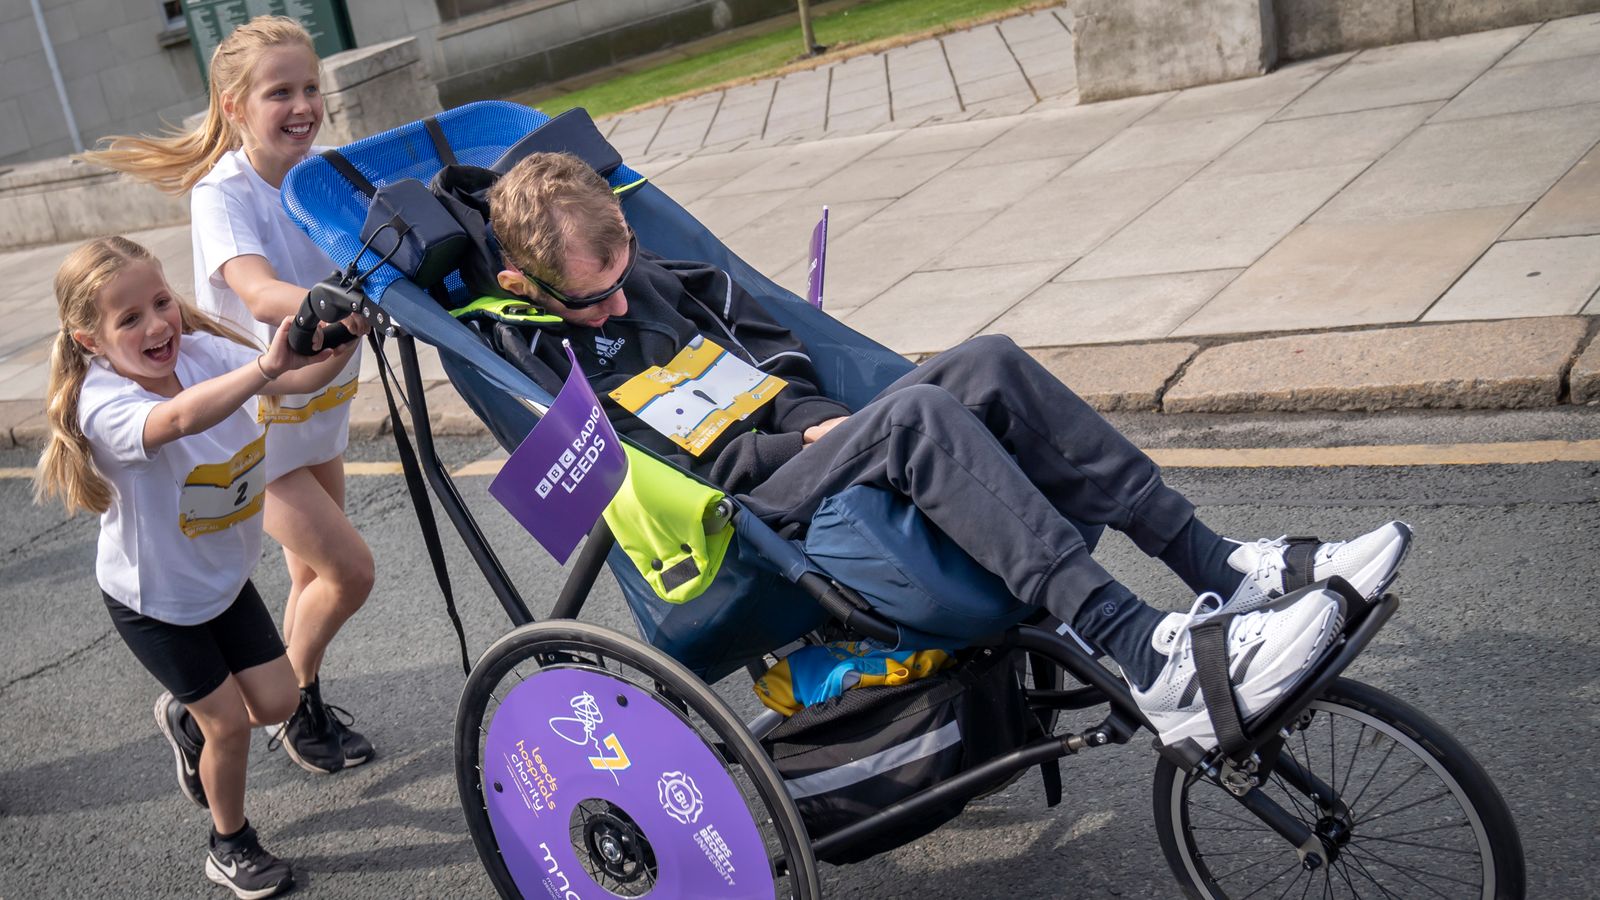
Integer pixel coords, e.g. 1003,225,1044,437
177,433,267,537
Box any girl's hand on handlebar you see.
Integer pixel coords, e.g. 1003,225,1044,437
261,316,336,378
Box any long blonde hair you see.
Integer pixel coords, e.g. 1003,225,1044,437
79,16,316,194
35,237,258,515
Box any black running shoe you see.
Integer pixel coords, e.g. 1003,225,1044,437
205,823,293,899
268,682,344,774
324,700,375,767
154,691,207,809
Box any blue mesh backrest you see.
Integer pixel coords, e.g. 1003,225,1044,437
281,100,642,300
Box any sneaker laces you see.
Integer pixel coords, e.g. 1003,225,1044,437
322,701,358,735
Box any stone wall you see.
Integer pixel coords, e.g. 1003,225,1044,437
0,37,440,251
1277,0,1600,59
1076,0,1600,102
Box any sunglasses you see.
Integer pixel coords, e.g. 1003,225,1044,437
514,233,639,310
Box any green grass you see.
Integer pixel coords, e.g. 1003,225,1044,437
513,0,1048,120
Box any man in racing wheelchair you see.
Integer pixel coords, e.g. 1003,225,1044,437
473,151,1413,757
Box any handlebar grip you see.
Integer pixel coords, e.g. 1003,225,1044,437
285,297,323,356
317,322,359,351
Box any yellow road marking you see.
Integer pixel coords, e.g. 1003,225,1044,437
1147,439,1600,468
7,440,1599,482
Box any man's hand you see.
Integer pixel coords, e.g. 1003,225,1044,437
803,416,848,445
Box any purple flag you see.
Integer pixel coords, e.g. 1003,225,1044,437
804,205,829,309
490,341,628,563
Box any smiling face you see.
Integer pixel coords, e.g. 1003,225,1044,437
227,44,322,186
75,261,185,396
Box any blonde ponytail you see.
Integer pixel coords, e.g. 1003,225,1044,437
34,237,264,514
79,16,316,194
35,328,110,515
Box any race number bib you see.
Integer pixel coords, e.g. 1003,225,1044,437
177,433,267,538
608,337,786,457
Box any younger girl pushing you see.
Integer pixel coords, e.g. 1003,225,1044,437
35,237,360,899
87,16,375,774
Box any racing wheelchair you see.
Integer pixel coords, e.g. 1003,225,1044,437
282,100,1525,899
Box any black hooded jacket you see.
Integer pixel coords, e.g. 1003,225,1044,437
480,253,852,495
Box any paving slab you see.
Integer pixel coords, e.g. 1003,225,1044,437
1164,317,1589,412
1497,11,1600,66
1431,51,1600,122
839,261,1062,354
1179,205,1522,335
345,381,392,439
1025,342,1198,411
772,208,992,310
1274,25,1535,120
424,381,487,436
872,154,1076,222
1424,235,1600,321
705,132,892,196
1064,163,1366,280
1504,142,1600,239
1571,330,1600,403
739,197,893,289
1197,101,1440,180
684,187,803,238
800,148,971,202
1137,53,1349,126
1070,106,1275,176
956,94,1165,166
942,162,1193,266
984,270,1241,345
862,116,1019,159
1313,102,1600,222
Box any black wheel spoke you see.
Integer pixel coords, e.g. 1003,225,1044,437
1339,722,1368,800
1233,858,1303,900
1346,845,1477,893
1352,833,1478,856
1354,761,1428,823
1344,848,1403,900
1358,787,1455,828
1361,819,1469,842
1346,739,1398,814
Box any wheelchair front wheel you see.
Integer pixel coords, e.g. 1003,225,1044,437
1152,677,1524,899
455,620,821,899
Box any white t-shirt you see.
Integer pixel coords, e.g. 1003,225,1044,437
191,147,361,482
81,332,269,625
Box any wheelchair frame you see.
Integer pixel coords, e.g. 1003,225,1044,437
384,325,1403,876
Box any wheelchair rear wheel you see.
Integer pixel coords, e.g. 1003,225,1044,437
1152,677,1524,899
456,620,821,899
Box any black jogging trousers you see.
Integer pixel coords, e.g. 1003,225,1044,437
740,334,1196,623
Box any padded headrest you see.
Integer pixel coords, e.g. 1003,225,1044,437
492,108,623,177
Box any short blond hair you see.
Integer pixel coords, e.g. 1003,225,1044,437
488,152,629,293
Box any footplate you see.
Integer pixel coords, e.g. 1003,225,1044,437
1156,577,1397,774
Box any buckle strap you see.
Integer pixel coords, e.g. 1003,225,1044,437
449,296,562,325
1188,615,1252,759
1281,537,1321,593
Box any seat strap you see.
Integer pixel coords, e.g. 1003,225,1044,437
1280,537,1321,593
320,148,377,198
423,116,458,166
1189,614,1251,759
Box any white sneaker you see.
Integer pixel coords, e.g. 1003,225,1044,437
1225,521,1412,614
1132,589,1343,754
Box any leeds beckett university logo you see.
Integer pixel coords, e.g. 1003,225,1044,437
548,691,631,782
658,771,704,825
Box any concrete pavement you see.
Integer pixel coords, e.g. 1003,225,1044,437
1,5,1598,447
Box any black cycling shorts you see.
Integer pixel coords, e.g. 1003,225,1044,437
103,580,286,704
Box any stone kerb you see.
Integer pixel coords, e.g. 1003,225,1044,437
318,37,443,147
